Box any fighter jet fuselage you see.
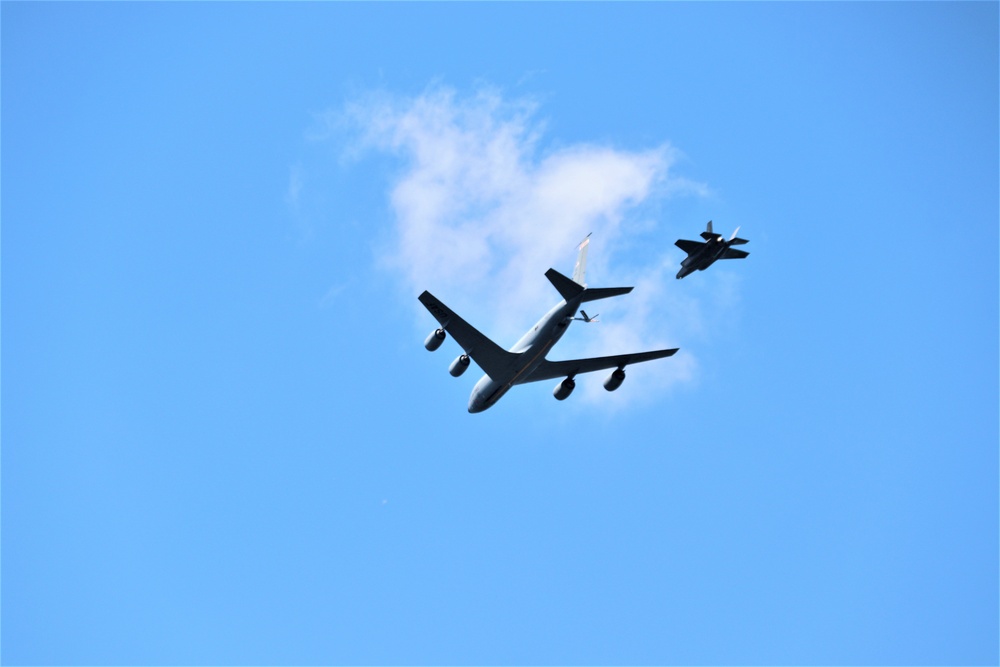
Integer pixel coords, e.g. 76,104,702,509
677,236,730,278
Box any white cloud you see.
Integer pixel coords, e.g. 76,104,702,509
341,83,726,407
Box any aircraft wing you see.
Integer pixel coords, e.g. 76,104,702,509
518,348,679,384
721,248,749,259
418,291,518,381
674,239,705,254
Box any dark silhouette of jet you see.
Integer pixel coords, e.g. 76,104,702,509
674,220,749,279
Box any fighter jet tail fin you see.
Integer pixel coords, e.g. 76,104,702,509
700,220,717,240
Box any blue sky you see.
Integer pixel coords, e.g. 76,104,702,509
3,3,997,665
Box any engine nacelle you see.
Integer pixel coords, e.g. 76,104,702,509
449,354,471,377
424,328,446,351
604,368,626,392
553,377,576,401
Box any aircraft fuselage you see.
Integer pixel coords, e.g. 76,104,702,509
468,297,580,412
420,263,677,412
677,236,728,279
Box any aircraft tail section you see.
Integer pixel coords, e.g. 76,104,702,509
721,247,749,260
546,268,633,303
699,220,716,240
572,234,591,286
580,286,633,302
546,268,585,301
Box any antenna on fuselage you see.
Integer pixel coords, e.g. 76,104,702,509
573,233,591,286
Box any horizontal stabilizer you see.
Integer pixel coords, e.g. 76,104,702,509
700,231,719,241
546,268,632,304
580,286,633,303
721,248,749,260
545,268,585,302
730,237,749,246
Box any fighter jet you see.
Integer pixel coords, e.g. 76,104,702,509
674,220,749,279
419,237,678,413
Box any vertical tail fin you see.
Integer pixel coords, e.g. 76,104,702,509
573,233,591,286
700,220,718,241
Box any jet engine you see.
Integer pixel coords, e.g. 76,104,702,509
424,328,446,351
449,354,471,377
553,377,576,401
603,368,625,392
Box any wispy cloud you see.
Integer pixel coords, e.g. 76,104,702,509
339,83,730,407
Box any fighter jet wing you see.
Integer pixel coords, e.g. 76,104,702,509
517,348,679,384
721,248,749,259
674,239,705,254
418,291,519,381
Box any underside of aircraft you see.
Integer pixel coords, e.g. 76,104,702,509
419,237,678,412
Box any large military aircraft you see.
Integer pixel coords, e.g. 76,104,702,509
674,220,749,279
419,237,678,412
